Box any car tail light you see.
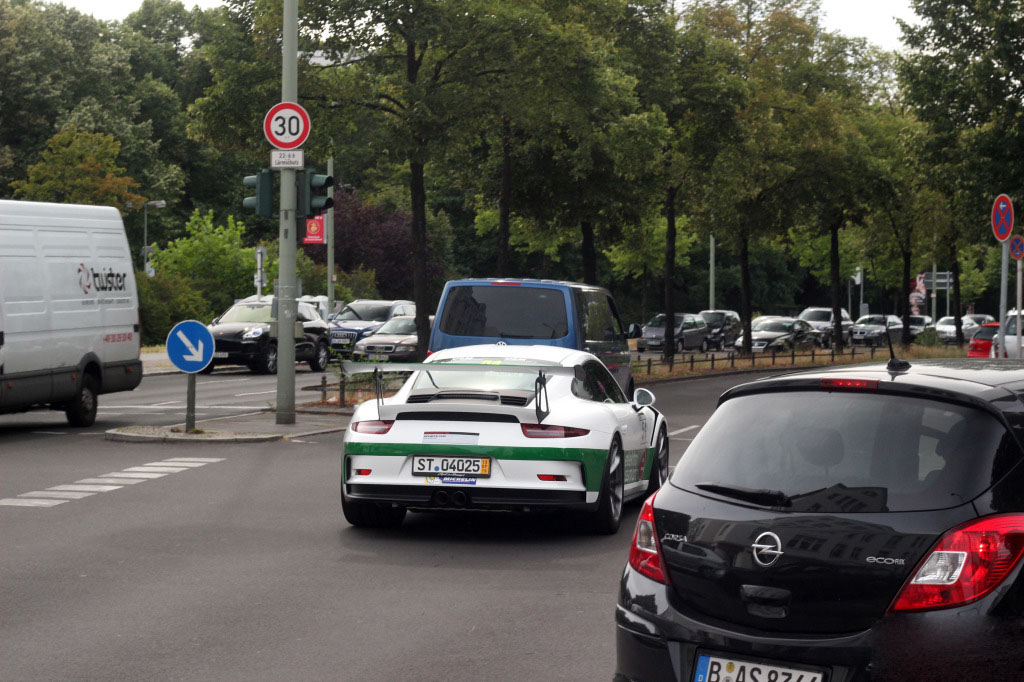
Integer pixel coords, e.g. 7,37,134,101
891,514,1024,612
537,474,567,482
520,424,590,438
628,492,670,585
820,378,878,391
969,338,978,350
354,469,372,476
491,281,521,286
351,420,394,434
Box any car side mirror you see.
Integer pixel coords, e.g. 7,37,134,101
574,365,587,382
633,387,655,407
627,323,641,339
211,317,220,326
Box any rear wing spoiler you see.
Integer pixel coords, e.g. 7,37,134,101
341,361,582,423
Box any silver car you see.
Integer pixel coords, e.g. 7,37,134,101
934,315,979,342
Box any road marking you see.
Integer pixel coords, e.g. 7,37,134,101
31,431,66,435
20,491,96,499
77,478,145,485
123,466,190,473
98,405,274,410
234,390,277,397
151,401,181,406
165,457,225,463
145,461,207,467
101,471,167,479
0,498,67,507
78,432,108,435
668,425,700,436
49,484,123,492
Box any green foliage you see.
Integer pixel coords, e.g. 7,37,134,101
151,210,255,314
914,327,940,347
136,270,213,344
11,126,146,211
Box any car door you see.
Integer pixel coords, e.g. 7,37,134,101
295,303,319,358
583,361,647,494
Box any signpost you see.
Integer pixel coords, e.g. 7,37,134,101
166,320,215,433
994,195,1015,357
303,215,325,244
1011,234,1024,359
254,245,267,296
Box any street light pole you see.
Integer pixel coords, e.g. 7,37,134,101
142,200,166,254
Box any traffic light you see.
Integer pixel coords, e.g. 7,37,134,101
242,169,273,218
297,168,333,217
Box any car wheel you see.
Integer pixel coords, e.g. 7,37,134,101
341,489,406,529
255,343,278,374
822,334,831,349
65,374,98,427
699,338,709,353
590,437,624,535
199,362,215,375
308,340,329,372
645,426,670,498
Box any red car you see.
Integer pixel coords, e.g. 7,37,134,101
967,321,1000,357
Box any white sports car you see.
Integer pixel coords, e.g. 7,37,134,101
341,344,669,534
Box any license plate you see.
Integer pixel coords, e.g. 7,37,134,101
369,353,389,361
213,352,228,358
411,456,490,477
693,655,822,682
333,337,351,345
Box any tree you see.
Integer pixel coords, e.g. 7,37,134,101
11,126,145,211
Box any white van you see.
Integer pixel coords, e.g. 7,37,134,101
0,200,142,426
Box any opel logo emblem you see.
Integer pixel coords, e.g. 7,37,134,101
752,531,784,567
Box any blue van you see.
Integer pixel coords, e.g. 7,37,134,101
428,278,635,394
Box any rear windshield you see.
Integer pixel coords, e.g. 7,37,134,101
671,391,1018,513
701,312,725,325
974,325,999,340
439,286,569,339
799,310,830,322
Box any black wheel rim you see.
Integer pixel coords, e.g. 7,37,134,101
609,441,623,524
81,387,95,414
267,347,278,372
317,343,328,368
657,429,669,485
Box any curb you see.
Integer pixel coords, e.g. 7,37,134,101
104,428,283,443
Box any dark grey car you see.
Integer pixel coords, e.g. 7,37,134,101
641,313,710,353
851,314,903,346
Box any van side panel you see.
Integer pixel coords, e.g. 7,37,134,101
0,201,142,414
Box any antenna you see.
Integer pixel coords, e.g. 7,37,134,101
885,315,911,372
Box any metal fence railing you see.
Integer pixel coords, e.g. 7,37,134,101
632,344,889,376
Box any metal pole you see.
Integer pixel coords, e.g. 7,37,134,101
185,373,196,433
327,150,335,318
709,234,715,310
859,264,864,315
143,204,148,256
276,0,298,425
1017,259,1022,359
999,241,1009,355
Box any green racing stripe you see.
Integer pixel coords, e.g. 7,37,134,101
345,441,613,492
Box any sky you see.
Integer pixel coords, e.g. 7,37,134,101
55,0,920,52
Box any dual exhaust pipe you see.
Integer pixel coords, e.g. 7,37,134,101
433,490,468,507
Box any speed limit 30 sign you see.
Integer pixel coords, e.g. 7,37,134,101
264,102,310,150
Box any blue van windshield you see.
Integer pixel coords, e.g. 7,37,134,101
439,285,569,339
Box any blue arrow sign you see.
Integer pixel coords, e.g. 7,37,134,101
166,319,215,373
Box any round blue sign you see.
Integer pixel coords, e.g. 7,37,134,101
1011,235,1024,261
166,319,215,373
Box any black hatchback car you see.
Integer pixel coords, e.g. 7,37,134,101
616,359,1024,682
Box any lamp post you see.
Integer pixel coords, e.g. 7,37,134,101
143,200,166,254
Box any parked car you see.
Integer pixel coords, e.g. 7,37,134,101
966,313,996,326
641,313,710,353
968,321,1001,358
734,316,819,352
991,312,1023,358
428,278,634,394
0,200,142,427
616,359,1024,682
907,314,933,340
699,309,741,350
352,315,432,362
205,296,330,374
341,344,668,533
935,315,979,343
851,314,903,346
329,299,414,355
797,306,853,347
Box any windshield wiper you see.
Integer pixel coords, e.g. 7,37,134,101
695,483,792,508
499,333,533,339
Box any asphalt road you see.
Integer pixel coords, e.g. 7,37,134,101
0,370,774,681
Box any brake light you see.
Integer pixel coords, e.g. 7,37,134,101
628,492,670,585
354,469,372,476
891,514,1024,612
537,474,567,482
491,281,521,286
351,420,394,434
820,378,878,391
520,424,590,438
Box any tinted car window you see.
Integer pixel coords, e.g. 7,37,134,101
974,325,999,340
579,290,619,341
439,286,568,339
338,303,392,321
376,317,417,334
701,312,725,325
671,391,1017,512
799,310,831,322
